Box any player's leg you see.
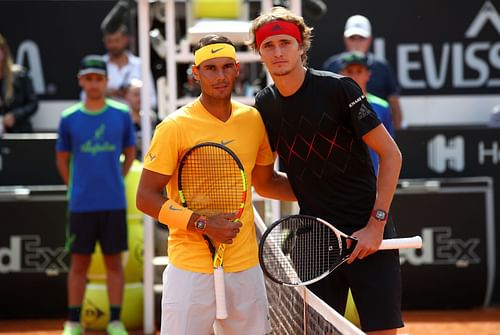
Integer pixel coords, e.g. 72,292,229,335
103,253,125,313
160,264,216,335
64,254,91,335
213,265,271,335
347,249,403,334
64,212,98,334
99,210,128,334
67,254,92,308
307,266,350,315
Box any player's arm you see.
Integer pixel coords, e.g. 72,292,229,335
347,124,402,262
252,163,296,201
136,168,172,220
364,124,402,213
56,151,71,185
136,168,198,230
121,145,136,176
136,168,239,243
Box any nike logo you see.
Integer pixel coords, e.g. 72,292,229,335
169,205,182,211
149,153,156,161
220,139,234,146
211,47,224,54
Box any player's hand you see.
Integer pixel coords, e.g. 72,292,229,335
346,221,384,264
205,212,242,244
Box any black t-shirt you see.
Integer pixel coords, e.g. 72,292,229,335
256,68,395,235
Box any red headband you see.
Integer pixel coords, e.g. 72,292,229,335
255,20,302,49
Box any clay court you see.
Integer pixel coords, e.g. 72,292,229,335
1,307,500,335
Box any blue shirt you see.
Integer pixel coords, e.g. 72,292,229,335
366,93,394,174
56,99,136,212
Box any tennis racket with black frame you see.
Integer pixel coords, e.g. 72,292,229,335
259,214,422,287
178,142,247,319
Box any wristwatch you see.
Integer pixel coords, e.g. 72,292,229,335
194,215,208,232
371,209,388,222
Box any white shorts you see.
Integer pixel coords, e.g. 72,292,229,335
161,264,271,335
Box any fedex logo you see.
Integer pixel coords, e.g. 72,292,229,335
400,227,481,267
0,235,69,274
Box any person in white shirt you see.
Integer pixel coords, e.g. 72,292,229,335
102,24,157,109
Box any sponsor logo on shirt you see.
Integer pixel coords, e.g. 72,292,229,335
357,104,371,120
348,95,366,108
80,123,116,155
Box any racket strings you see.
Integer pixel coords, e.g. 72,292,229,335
180,146,245,216
261,217,343,285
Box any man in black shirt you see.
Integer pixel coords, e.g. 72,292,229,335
249,7,403,335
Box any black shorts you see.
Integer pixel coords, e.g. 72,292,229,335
67,210,128,254
307,249,403,332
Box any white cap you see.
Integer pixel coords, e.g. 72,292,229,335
344,15,372,38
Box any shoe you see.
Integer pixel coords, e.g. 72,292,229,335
107,321,128,335
62,321,83,335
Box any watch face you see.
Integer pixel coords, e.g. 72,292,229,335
374,209,387,221
195,218,207,231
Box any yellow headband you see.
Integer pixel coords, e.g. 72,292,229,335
194,43,237,66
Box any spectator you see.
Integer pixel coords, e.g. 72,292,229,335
181,67,201,98
0,33,38,133
101,24,157,109
56,55,136,335
323,14,403,129
339,51,394,174
124,78,158,159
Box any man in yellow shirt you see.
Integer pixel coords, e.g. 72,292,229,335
136,34,295,335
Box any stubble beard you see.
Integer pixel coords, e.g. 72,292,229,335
271,68,293,77
270,59,302,77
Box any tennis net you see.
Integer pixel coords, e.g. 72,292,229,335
254,206,365,335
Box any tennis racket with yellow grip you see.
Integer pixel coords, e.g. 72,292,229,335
178,142,247,319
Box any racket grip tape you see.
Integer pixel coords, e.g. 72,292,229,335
214,266,228,319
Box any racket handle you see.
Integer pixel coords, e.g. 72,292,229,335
379,236,423,250
214,266,228,319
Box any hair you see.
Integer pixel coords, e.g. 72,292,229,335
193,34,236,55
102,23,128,36
0,33,16,104
248,6,313,65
